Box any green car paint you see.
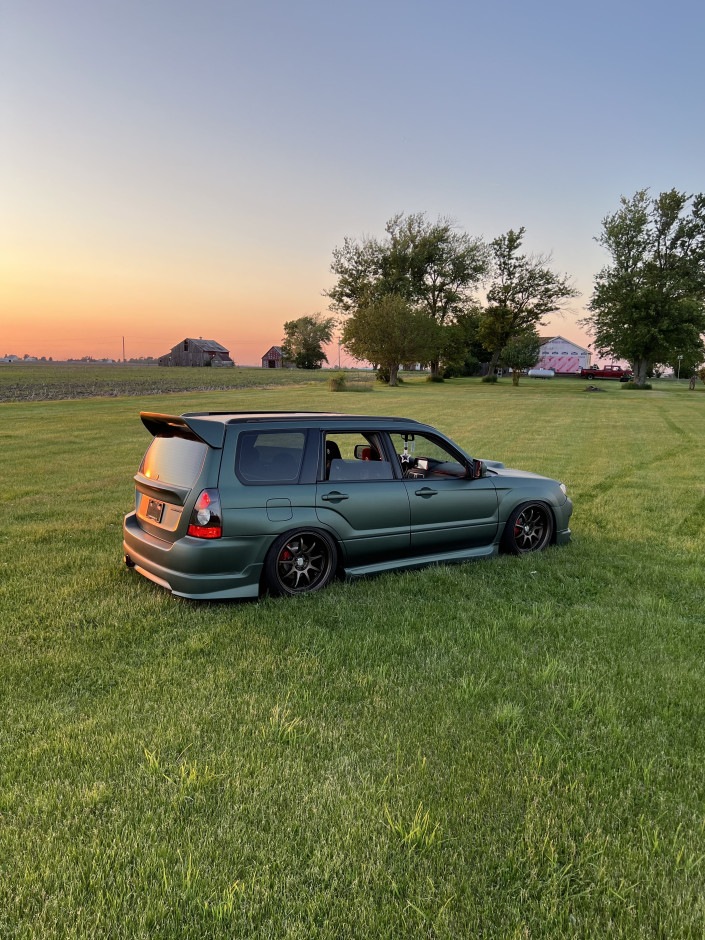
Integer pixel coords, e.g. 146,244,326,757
123,411,573,600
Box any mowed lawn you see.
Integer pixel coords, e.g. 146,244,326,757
1,377,704,938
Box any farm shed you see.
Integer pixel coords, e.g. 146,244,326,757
158,338,234,367
535,335,591,374
261,346,294,368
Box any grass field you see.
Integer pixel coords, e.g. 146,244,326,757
2,374,704,938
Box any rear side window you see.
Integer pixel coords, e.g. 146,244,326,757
140,435,208,487
236,431,306,484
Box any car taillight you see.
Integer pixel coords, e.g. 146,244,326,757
188,488,222,538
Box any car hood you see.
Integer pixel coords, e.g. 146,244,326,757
488,464,557,483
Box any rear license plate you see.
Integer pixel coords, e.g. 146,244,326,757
146,498,164,522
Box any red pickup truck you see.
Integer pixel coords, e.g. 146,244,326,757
580,365,633,381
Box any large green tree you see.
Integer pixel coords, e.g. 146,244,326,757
327,212,490,377
439,307,486,377
582,189,705,386
341,295,439,387
478,228,579,375
281,314,336,370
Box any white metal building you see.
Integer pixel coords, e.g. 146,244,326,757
536,335,591,374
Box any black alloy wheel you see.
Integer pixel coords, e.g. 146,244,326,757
265,529,337,596
501,502,554,555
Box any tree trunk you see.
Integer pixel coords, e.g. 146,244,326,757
430,359,440,379
512,369,520,386
635,358,648,385
488,349,502,376
389,364,399,387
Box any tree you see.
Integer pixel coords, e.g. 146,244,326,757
501,332,542,385
327,212,490,377
341,295,439,387
280,314,336,370
478,228,579,375
439,307,486,377
664,349,704,380
582,189,705,386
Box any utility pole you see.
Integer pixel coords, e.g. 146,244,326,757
677,354,683,381
122,336,126,364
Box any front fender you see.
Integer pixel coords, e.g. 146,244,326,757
492,481,571,536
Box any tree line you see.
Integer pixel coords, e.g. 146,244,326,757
280,191,705,387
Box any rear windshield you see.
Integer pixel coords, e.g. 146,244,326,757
140,435,208,488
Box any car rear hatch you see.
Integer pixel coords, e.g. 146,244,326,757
133,413,224,542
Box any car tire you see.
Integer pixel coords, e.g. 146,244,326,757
500,502,554,555
263,528,337,596
585,373,594,380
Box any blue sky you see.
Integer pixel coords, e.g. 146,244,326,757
2,0,703,361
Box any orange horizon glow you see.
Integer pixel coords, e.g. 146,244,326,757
1,309,592,365
1,249,344,363
2,236,593,364
2,267,593,364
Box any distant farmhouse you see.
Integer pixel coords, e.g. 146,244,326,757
535,335,591,374
158,338,234,367
261,345,294,369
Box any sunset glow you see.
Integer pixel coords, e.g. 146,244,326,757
3,1,703,364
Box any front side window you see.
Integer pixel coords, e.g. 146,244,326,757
323,432,393,481
388,432,467,479
140,435,207,487
236,431,306,484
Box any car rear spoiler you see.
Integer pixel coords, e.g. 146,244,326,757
140,412,225,449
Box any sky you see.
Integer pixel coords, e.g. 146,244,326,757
2,0,704,364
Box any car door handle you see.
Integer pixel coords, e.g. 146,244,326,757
320,491,349,501
414,487,438,497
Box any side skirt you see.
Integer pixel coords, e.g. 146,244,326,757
345,543,498,579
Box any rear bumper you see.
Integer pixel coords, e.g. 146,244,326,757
123,512,262,599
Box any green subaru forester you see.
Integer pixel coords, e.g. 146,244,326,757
123,410,572,600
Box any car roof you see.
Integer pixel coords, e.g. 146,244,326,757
140,411,429,448
181,411,426,425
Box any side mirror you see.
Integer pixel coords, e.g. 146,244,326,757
354,444,376,460
472,459,485,479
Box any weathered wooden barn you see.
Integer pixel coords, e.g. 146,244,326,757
261,345,294,369
158,338,234,367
